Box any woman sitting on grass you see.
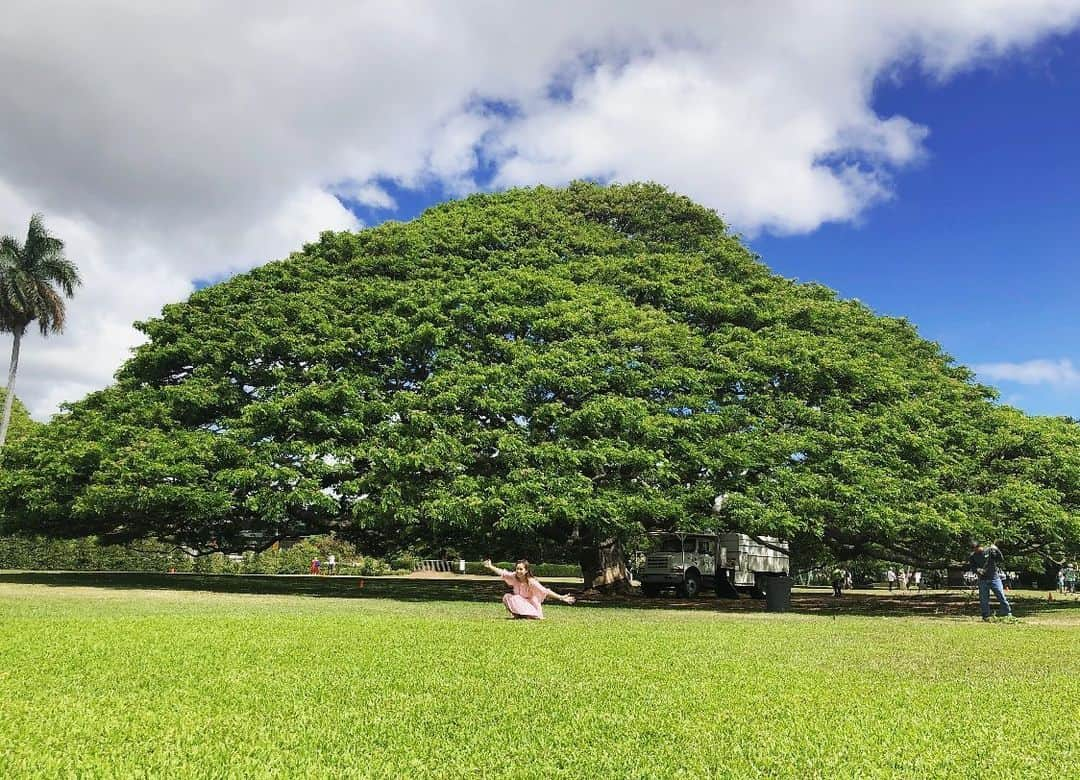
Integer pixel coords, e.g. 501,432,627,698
483,559,576,619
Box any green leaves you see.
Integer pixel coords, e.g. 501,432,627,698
0,183,1076,566
0,390,35,444
0,213,81,336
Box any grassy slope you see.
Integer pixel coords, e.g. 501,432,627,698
1,582,1078,778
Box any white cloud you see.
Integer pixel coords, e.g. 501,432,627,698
331,182,396,211
2,1,1079,418
975,359,1080,387
491,51,927,234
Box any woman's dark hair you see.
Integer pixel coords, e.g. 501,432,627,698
515,559,534,579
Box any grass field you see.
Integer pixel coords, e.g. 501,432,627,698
1,574,1078,778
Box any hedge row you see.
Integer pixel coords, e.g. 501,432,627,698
461,561,581,577
0,536,582,577
0,535,394,576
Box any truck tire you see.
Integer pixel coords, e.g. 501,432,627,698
679,570,701,598
640,583,661,597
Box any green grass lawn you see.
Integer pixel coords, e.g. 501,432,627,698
1,575,1078,778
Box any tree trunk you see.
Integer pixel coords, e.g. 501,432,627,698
577,533,631,593
0,330,22,451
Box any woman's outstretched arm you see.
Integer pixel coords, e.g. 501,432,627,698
535,580,576,604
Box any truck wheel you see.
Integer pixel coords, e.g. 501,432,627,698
679,571,701,598
641,583,661,597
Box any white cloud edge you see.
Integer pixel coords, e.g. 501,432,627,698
974,358,1080,387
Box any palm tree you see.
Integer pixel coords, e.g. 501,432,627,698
0,214,82,449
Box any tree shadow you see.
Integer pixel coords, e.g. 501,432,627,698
0,571,504,603
586,585,1080,619
1,572,1077,620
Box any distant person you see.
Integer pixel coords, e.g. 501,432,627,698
913,570,922,591
830,567,845,598
483,559,575,619
310,557,320,575
899,570,909,590
968,541,1011,621
327,554,336,575
1057,569,1065,594
886,568,897,591
1066,566,1077,594
844,570,853,590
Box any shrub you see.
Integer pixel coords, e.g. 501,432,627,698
0,533,447,578
463,561,579,577
391,552,420,572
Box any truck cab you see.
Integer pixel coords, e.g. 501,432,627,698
638,531,790,599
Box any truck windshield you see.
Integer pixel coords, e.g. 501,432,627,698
657,538,687,553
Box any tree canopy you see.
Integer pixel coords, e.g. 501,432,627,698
0,389,36,444
1,183,1076,581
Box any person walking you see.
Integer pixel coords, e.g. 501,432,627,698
913,570,923,591
969,541,1012,621
886,568,897,592
830,566,845,598
899,570,909,590
1058,568,1067,594
483,559,575,619
326,553,336,575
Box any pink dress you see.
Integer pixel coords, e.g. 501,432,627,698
497,569,556,619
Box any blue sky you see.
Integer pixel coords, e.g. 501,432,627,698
755,31,1080,418
345,32,1080,420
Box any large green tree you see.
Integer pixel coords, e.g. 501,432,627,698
0,214,81,449
1,184,1076,586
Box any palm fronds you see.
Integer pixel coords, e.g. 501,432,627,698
0,213,82,336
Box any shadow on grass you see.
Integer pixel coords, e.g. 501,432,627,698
2,571,1078,620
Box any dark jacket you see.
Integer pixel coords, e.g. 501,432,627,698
968,546,1004,581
